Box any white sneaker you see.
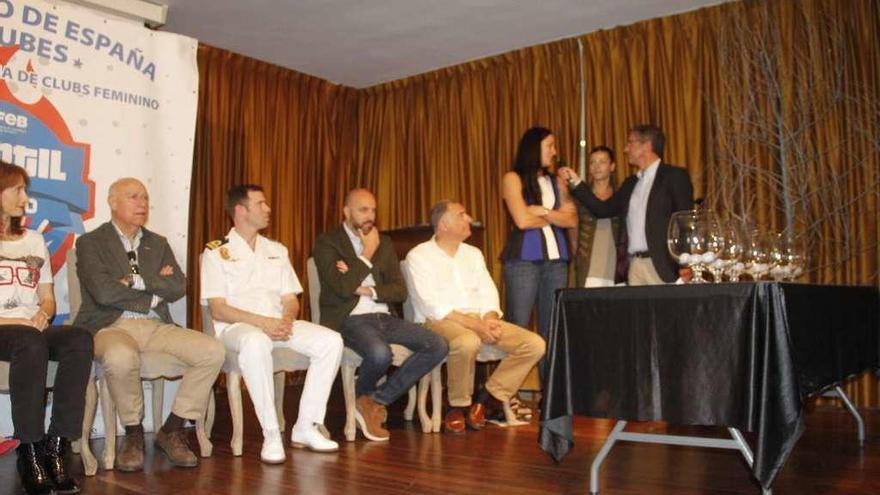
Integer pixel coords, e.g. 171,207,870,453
260,429,286,464
291,424,339,452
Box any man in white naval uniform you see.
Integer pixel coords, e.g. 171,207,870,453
200,184,343,463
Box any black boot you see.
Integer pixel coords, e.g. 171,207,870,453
15,442,54,495
44,436,80,494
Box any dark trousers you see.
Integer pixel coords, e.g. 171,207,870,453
339,313,448,405
0,325,94,443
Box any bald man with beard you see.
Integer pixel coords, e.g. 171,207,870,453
74,178,224,472
312,189,448,441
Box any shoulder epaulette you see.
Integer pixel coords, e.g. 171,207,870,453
205,238,229,250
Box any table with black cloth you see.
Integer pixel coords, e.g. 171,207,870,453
539,282,879,492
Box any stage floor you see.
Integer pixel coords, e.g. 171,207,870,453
2,382,878,494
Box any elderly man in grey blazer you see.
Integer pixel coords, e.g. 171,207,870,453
74,178,224,472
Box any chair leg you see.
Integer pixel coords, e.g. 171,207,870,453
417,373,432,433
194,408,213,458
431,365,442,433
226,372,244,456
341,363,357,442
273,372,286,434
404,385,417,422
79,377,99,476
99,377,117,471
204,389,216,440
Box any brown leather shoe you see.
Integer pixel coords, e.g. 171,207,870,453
355,395,390,441
115,429,145,472
467,403,487,430
444,408,466,434
155,429,198,468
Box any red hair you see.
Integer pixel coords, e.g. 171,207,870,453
0,161,30,235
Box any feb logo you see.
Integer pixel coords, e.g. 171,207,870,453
0,45,94,275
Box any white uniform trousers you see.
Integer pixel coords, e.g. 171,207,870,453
219,320,343,433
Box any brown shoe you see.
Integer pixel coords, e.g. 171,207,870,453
467,403,487,430
443,408,466,434
115,429,145,472
155,429,198,468
355,395,390,442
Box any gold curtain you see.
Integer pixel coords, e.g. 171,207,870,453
188,0,880,405
187,46,356,328
352,41,582,281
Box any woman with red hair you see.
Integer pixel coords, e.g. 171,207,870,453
0,161,93,495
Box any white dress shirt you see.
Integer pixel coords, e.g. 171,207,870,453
200,228,303,336
342,223,389,316
404,237,502,323
626,159,661,254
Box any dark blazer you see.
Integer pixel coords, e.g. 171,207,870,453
74,222,186,333
312,226,407,331
570,163,694,283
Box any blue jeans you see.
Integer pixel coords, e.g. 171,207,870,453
503,259,568,342
339,313,448,405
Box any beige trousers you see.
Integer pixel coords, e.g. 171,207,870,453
94,319,225,425
628,257,665,286
425,316,545,407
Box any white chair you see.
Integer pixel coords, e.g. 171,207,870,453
69,249,212,474
399,260,520,431
306,257,434,441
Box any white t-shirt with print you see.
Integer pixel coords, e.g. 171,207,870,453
0,229,53,319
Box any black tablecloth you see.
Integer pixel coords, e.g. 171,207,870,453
539,282,879,490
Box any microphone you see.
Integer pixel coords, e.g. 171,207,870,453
555,158,579,184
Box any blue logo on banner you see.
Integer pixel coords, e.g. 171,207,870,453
0,51,95,281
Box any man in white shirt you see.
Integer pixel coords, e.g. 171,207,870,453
560,124,694,284
405,201,545,433
200,185,343,463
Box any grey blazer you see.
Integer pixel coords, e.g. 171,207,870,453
73,222,186,333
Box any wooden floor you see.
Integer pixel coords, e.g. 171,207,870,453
2,383,879,494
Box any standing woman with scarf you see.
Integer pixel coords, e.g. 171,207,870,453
573,146,626,288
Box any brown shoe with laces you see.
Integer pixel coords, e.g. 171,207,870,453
115,429,144,472
155,429,198,468
355,395,390,441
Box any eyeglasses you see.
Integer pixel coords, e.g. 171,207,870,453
127,250,140,275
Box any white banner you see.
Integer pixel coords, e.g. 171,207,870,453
0,0,199,437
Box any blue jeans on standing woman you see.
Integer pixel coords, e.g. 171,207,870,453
503,259,568,373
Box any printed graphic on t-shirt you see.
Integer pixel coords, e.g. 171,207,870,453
0,254,45,310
